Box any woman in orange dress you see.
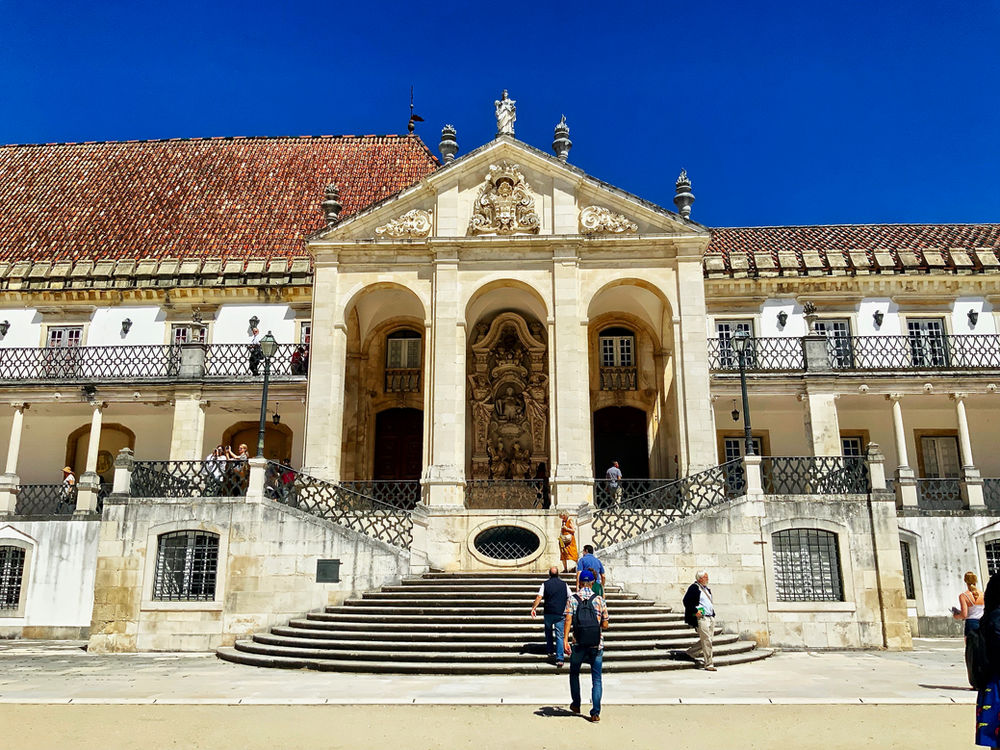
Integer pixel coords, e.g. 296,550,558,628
558,514,578,573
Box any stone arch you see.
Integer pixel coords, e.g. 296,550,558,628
220,421,293,462
465,278,549,329
65,423,136,481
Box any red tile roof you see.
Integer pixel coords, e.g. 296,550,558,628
0,135,439,263
706,223,1000,273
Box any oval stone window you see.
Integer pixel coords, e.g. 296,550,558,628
473,526,541,561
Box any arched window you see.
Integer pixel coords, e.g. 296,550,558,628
598,327,635,368
0,545,27,612
152,530,220,601
772,528,844,602
386,329,421,369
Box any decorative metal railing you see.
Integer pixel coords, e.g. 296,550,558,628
203,344,303,379
915,477,963,510
707,337,805,372
0,345,181,382
465,479,549,509
594,478,676,509
761,456,869,495
14,484,77,515
130,460,248,497
341,480,421,510
984,479,1000,511
592,460,746,548
384,368,421,393
273,464,413,549
599,366,638,391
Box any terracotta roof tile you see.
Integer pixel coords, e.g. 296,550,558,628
0,135,439,263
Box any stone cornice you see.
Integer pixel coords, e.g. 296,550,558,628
705,272,1000,301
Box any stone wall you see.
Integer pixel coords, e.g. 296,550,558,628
0,518,100,638
88,495,408,652
599,493,911,650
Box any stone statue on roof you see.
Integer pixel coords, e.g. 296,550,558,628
495,90,516,136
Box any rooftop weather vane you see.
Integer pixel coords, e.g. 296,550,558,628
407,86,424,134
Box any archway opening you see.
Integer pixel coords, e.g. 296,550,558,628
593,406,649,480
221,422,293,462
373,408,423,480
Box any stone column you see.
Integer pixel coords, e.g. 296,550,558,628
245,457,267,503
177,342,207,379
168,394,207,461
674,254,716,472
423,249,466,505
76,401,104,514
0,403,26,515
303,260,348,480
550,249,593,506
953,393,985,508
744,454,764,498
888,394,917,508
111,447,134,495
802,391,841,456
868,487,915,650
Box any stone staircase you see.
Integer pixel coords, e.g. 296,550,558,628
217,572,772,674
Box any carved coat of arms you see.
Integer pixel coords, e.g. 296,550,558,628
469,164,540,235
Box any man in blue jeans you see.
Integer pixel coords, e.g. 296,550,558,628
530,566,573,665
563,569,610,722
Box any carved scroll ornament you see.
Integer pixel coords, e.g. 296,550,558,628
579,205,638,235
375,209,433,238
469,163,540,236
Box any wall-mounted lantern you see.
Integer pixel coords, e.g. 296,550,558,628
249,315,260,330
121,318,133,335
0,320,10,337
777,310,788,328
731,399,740,423
873,310,884,328
968,309,980,327
272,411,281,426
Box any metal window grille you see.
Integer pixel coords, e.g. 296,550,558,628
0,545,26,611
152,531,220,601
987,541,1000,578
473,526,541,560
772,528,844,602
899,541,916,600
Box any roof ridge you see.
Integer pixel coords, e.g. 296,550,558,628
0,134,418,149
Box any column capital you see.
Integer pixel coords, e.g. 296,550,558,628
951,392,970,402
886,393,905,402
8,402,27,411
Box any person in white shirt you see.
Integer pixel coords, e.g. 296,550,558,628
682,570,717,671
248,328,264,376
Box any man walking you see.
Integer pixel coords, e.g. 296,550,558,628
563,570,609,722
683,570,717,671
606,460,623,504
577,545,606,598
530,566,572,666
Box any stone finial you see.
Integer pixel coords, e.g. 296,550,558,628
440,125,458,164
322,184,342,226
552,115,572,162
495,90,516,136
673,169,695,219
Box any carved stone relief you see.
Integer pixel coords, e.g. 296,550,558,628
468,312,549,481
579,205,638,235
469,163,540,236
375,209,433,238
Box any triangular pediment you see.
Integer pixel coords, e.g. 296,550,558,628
311,136,706,243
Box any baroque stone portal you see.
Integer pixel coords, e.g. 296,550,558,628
469,163,540,236
468,312,549,481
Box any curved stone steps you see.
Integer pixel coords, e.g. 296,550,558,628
271,624,723,641
217,646,774,674
285,619,694,635
361,590,639,601
306,610,681,623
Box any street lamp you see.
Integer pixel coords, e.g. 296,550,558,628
732,329,755,456
256,331,279,458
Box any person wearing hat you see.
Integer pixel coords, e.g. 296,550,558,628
60,466,76,505
563,568,609,723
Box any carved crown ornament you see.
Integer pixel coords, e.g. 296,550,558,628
374,209,433,239
469,163,540,236
579,205,638,235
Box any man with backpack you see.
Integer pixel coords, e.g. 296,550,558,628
563,569,610,723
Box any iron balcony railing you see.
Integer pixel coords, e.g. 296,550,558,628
14,484,77,515
915,477,963,510
465,479,549,510
599,366,638,391
984,479,1000,510
203,343,305,379
131,460,248,498
709,334,1000,373
760,456,870,495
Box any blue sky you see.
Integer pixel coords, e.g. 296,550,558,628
2,1,998,227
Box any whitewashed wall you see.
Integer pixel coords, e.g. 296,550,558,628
213,304,297,345
89,306,165,346
0,309,43,347
0,520,100,638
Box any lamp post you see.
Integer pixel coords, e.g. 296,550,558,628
732,329,755,456
256,332,278,458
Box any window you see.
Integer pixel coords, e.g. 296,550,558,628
44,326,83,377
723,436,763,461
46,326,83,348
814,319,852,368
152,530,220,602
0,545,26,612
899,541,916,600
715,320,755,369
386,330,421,370
772,528,844,602
599,328,635,368
987,540,1000,578
920,435,961,478
299,322,311,347
907,318,948,367
171,324,206,345
841,437,864,457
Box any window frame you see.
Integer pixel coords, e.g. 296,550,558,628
771,528,845,603
385,329,422,371
813,318,853,368
904,316,949,368
914,429,962,479
141,522,227,612
0,539,32,619
169,323,207,346
598,327,636,369
763,518,857,613
151,530,220,602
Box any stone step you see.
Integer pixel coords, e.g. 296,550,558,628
370,588,634,598
252,632,740,652
217,646,774,674
231,638,756,663
341,600,660,612
311,610,681,622
285,619,692,634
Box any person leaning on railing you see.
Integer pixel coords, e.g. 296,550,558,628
225,444,250,495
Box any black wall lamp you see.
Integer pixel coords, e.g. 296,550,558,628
777,310,788,328
0,320,10,337
249,315,260,330
731,399,740,422
121,318,133,335
873,310,884,328
968,309,980,327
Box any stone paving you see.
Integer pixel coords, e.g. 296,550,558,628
0,637,976,705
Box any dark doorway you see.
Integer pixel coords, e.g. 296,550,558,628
373,408,423,480
593,406,649,479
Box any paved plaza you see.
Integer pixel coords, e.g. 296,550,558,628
0,637,985,748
